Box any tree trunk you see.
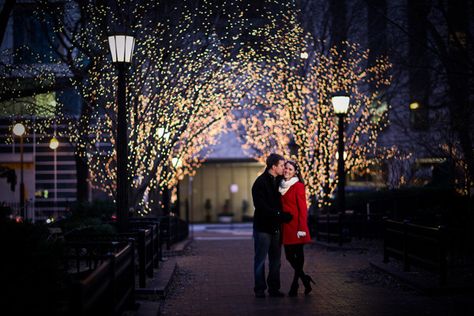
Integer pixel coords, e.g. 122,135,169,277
75,100,91,203
75,152,88,203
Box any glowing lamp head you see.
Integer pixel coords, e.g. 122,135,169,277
158,127,170,140
409,102,420,110
335,151,348,160
230,184,239,193
172,157,182,168
300,51,309,59
108,35,135,63
158,127,165,138
331,95,350,115
49,136,59,150
13,123,26,136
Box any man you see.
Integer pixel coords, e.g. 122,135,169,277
252,153,291,298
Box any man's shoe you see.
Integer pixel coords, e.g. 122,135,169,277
255,292,266,298
268,290,285,297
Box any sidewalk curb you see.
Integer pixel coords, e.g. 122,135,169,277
163,237,193,257
135,258,178,298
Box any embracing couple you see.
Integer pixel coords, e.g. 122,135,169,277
252,153,314,298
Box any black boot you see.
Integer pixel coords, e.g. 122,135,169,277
288,279,299,297
301,274,315,295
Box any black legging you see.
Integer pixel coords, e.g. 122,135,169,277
284,244,306,283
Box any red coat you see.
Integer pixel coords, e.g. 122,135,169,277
281,182,311,245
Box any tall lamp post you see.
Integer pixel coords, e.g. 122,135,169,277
108,34,135,231
49,127,59,220
331,94,349,244
13,123,26,220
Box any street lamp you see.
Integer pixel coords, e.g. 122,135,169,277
108,34,135,231
331,94,349,219
49,136,59,150
50,129,59,221
158,127,170,141
172,157,182,169
13,122,26,220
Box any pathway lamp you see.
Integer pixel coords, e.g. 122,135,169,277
331,94,350,244
108,34,135,231
13,123,26,219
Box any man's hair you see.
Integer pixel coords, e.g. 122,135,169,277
265,153,285,170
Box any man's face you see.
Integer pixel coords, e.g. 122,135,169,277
272,160,285,176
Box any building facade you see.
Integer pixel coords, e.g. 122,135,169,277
0,118,77,221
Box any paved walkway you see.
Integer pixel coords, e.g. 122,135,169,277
160,225,474,316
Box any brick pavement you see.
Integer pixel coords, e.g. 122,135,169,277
160,226,474,316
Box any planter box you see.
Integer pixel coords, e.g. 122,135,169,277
217,215,233,223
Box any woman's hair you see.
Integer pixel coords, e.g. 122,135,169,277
285,160,304,184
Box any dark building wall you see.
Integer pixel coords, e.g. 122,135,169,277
408,0,430,130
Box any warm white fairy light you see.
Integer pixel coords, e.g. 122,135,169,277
232,11,393,208
2,0,403,213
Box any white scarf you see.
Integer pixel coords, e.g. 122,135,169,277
279,177,299,195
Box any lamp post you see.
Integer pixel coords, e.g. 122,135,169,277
108,34,135,232
13,122,26,220
49,126,59,220
331,94,349,227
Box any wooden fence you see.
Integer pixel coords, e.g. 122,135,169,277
383,219,448,285
66,241,135,316
314,212,351,245
59,215,189,314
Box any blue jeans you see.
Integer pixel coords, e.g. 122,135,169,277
253,230,281,293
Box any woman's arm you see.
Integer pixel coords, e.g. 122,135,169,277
296,183,308,231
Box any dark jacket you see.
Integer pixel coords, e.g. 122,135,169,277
252,170,283,234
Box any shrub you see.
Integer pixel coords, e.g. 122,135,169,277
0,220,66,315
55,200,117,235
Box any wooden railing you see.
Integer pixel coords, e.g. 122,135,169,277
66,241,135,316
347,213,384,239
315,212,351,245
14,214,189,315
65,227,155,289
131,216,189,250
383,219,448,285
129,219,162,268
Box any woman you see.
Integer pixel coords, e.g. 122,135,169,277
279,160,315,296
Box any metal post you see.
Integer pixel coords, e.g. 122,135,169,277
32,117,36,222
336,114,345,214
189,176,193,238
383,217,389,263
53,133,57,220
438,225,447,286
325,156,330,242
20,134,25,220
337,114,345,245
403,219,410,271
116,63,129,232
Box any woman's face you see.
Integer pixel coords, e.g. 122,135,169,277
284,163,296,180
